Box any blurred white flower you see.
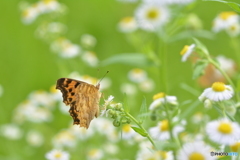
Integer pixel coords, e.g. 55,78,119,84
139,78,155,92
87,149,104,160
128,68,147,83
135,3,170,31
45,149,70,160
81,51,99,67
37,0,61,13
149,92,178,110
120,83,137,95
103,143,119,155
52,130,77,148
29,90,55,107
149,119,184,140
117,0,138,3
26,130,44,147
137,149,173,160
180,44,195,62
21,6,40,24
178,141,216,160
215,55,236,78
206,118,240,145
212,11,240,37
0,124,22,140
118,17,138,33
199,82,234,102
99,77,112,91
68,125,94,140
80,34,97,48
121,124,136,140
48,22,67,33
51,38,81,58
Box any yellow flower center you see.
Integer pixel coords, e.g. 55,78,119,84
218,122,232,134
133,68,143,74
211,82,226,92
153,92,166,100
189,152,205,160
54,152,62,158
158,151,167,159
122,124,131,133
89,149,98,156
230,142,240,152
147,9,160,20
43,0,55,5
122,17,133,23
180,45,189,55
219,11,237,20
230,25,237,31
160,120,169,131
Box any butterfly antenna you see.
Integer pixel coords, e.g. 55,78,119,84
97,71,109,85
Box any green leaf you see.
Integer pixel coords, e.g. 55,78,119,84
131,126,148,137
203,0,240,13
123,93,129,113
100,53,154,67
193,38,209,56
138,97,148,123
192,60,208,79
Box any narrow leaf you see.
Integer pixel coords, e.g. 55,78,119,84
131,126,148,137
138,97,148,123
100,53,154,67
203,0,240,13
193,38,209,55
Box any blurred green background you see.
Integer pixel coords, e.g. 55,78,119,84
0,0,240,159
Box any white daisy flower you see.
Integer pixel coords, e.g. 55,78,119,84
80,34,97,48
103,143,119,155
180,44,195,62
136,149,173,160
135,3,170,31
149,119,184,140
199,82,234,102
128,68,147,83
45,149,70,160
212,11,239,33
149,92,178,110
120,83,137,95
118,16,138,33
139,78,155,92
206,118,240,145
26,130,44,147
81,51,99,67
21,6,40,24
178,141,216,160
0,124,22,140
230,141,240,152
37,0,60,14
99,77,112,91
52,130,77,148
121,124,136,140
29,90,55,107
68,125,94,140
216,55,236,77
87,149,104,160
226,22,240,37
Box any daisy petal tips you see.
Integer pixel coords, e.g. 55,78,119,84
199,82,234,102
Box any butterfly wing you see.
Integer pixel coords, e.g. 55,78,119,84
56,78,100,129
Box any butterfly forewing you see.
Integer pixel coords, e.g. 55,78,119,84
56,78,101,129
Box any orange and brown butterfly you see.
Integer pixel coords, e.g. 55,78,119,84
56,77,102,129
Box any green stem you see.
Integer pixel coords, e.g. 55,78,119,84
125,112,157,150
164,103,178,160
219,102,226,117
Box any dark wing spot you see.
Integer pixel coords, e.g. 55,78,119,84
68,98,72,102
71,92,75,96
74,82,80,88
69,88,72,92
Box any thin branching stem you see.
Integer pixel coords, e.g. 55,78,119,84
125,112,157,150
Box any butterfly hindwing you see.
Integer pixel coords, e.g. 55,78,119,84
56,78,101,129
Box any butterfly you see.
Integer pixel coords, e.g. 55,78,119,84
56,78,101,129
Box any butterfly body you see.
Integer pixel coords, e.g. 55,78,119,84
56,78,101,128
